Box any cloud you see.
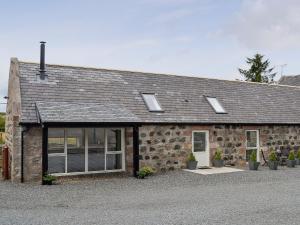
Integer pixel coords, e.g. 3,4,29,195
227,0,300,50
149,8,195,24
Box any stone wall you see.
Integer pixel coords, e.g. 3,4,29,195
125,127,133,174
23,127,42,182
137,125,300,172
5,58,22,182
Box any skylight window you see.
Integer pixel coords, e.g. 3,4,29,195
206,97,226,114
142,94,163,112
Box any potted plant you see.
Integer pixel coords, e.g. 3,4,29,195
213,148,224,168
42,174,56,185
187,153,198,170
286,150,296,168
296,150,300,165
268,150,279,170
249,150,260,170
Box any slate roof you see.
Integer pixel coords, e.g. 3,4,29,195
279,75,300,86
18,60,300,125
36,102,140,123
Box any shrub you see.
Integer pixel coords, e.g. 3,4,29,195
142,166,154,176
137,166,154,179
297,150,300,159
250,150,257,162
268,150,277,162
288,150,295,160
42,174,56,185
187,153,196,162
137,170,147,179
214,148,222,160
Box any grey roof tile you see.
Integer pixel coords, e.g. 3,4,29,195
18,61,300,124
279,75,300,86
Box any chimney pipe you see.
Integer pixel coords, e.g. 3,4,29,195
39,41,47,80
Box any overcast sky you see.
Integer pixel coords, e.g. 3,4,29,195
1,0,300,112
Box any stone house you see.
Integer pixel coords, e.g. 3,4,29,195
5,43,300,183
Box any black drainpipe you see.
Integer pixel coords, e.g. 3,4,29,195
133,125,140,177
21,126,28,183
41,125,48,185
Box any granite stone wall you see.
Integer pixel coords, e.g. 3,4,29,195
6,120,300,181
125,127,134,174
23,127,42,182
5,58,22,182
136,125,300,172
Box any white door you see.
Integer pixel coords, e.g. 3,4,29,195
246,130,260,162
192,131,209,167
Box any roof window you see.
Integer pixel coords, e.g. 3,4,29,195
142,94,163,112
206,96,226,114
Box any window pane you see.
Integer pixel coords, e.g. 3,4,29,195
247,131,257,148
67,128,85,172
49,155,65,173
142,94,162,111
87,128,105,171
48,128,64,154
206,97,226,113
107,129,122,152
106,154,122,170
193,132,206,152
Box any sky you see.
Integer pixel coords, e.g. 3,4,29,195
1,0,300,112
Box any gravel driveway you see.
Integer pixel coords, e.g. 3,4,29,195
0,167,300,225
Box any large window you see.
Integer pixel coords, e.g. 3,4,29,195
67,128,85,173
246,130,259,162
87,128,105,171
48,128,125,175
48,128,66,174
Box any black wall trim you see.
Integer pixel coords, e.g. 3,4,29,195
42,126,48,184
44,122,141,128
21,127,28,183
133,125,140,177
20,121,300,127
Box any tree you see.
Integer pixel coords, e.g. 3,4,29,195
0,114,5,132
238,54,276,83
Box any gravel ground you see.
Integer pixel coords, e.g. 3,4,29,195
0,166,300,225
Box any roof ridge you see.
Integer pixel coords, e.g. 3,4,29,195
282,74,300,77
18,60,300,89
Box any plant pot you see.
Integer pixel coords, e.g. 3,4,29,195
296,158,300,165
268,161,279,170
187,161,198,170
286,159,296,168
249,161,260,170
213,160,224,168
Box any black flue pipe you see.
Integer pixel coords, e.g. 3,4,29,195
40,41,46,79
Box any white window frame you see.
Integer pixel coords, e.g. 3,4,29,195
205,96,226,114
48,128,125,176
245,130,260,162
141,93,163,112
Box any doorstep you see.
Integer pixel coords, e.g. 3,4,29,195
183,167,244,175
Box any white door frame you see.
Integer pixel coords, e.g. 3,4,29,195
192,130,210,167
245,130,260,162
